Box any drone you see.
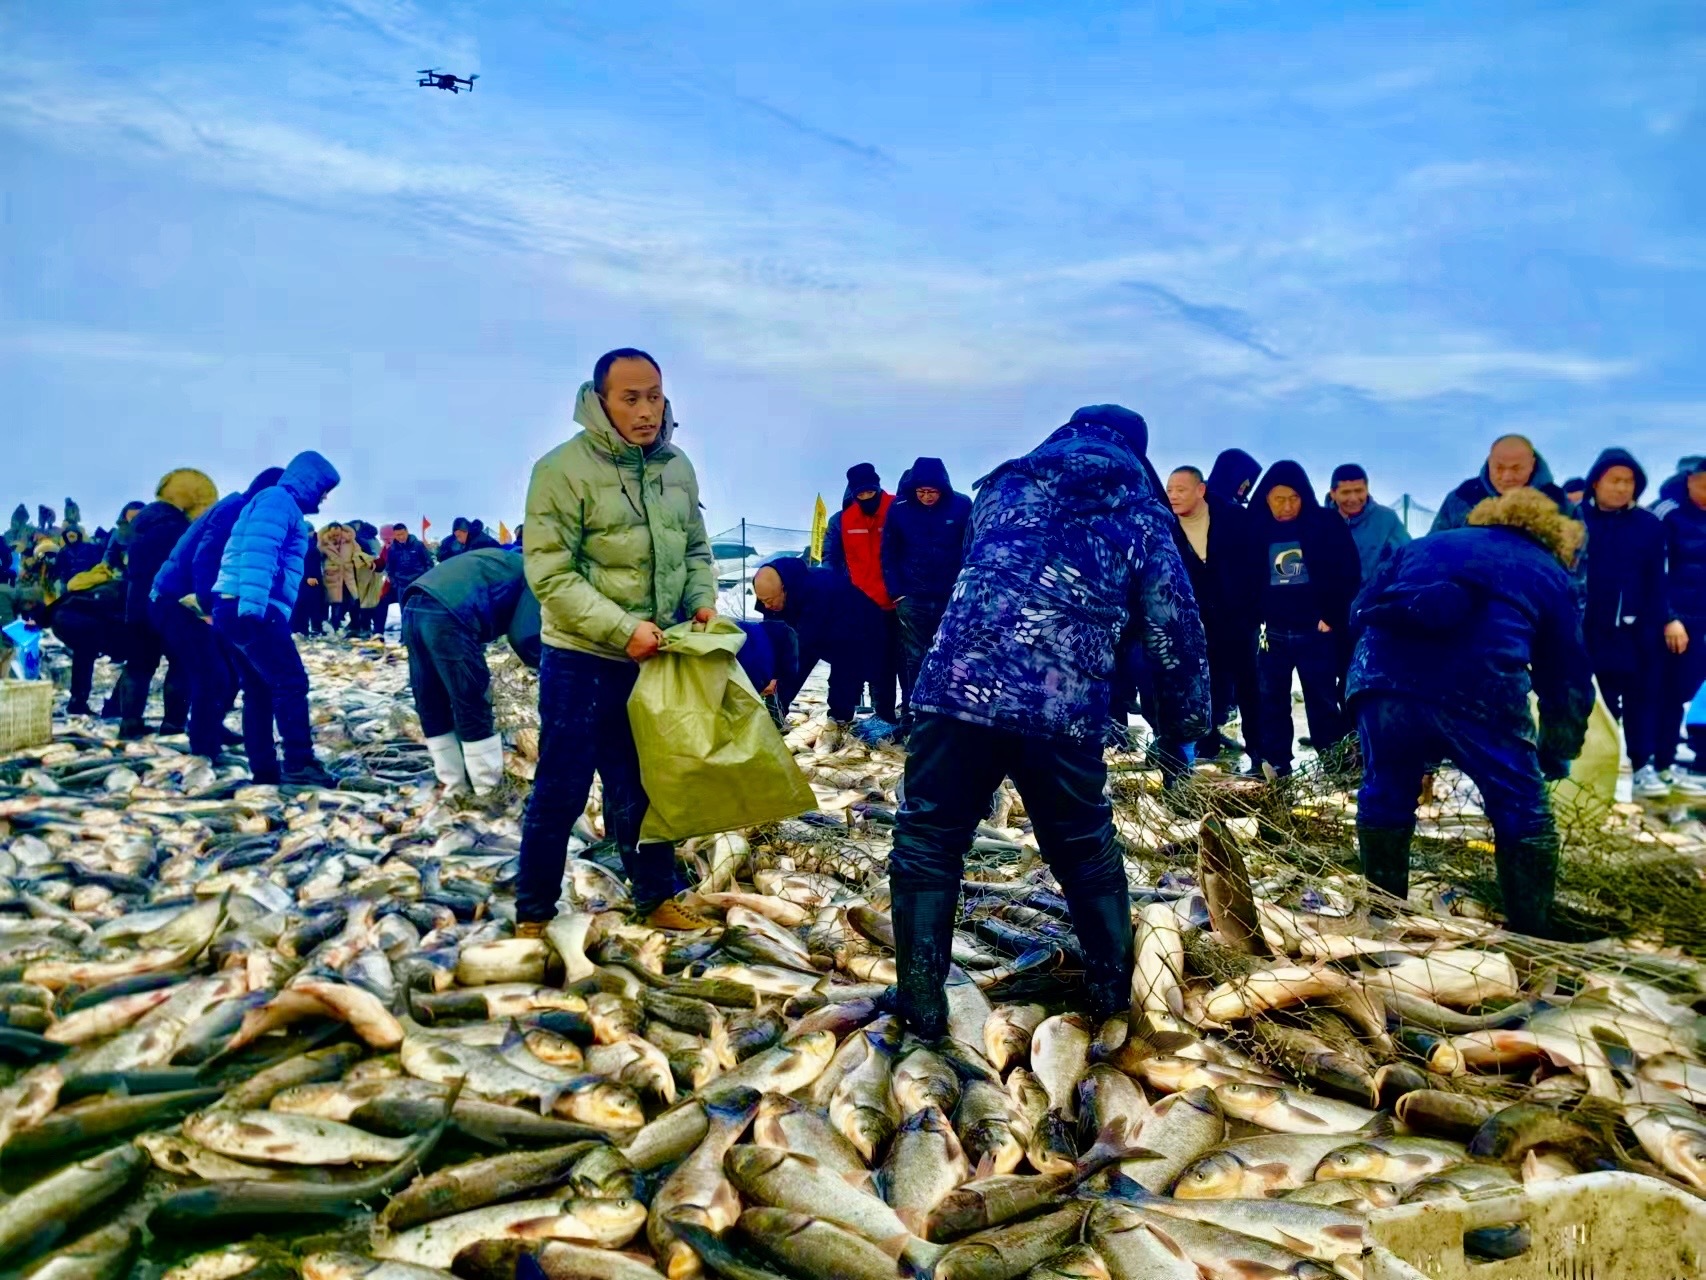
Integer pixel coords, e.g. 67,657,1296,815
418,69,478,93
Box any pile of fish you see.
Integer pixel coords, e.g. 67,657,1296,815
1,665,1705,1280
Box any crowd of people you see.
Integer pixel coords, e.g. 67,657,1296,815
6,346,1706,1018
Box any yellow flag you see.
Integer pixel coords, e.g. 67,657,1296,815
498,521,513,545
809,495,828,564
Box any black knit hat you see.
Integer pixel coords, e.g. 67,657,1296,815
846,463,880,493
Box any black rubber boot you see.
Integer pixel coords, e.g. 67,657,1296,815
1496,831,1559,938
883,885,958,1041
1064,883,1136,1024
1358,824,1415,902
117,719,150,741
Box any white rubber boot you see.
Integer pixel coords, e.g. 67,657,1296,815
425,733,469,795
463,735,507,795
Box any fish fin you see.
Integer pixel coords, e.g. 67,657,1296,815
972,1151,997,1180
1126,1012,1195,1058
1136,1220,1190,1261
1277,1230,1320,1256
895,1208,926,1236
1360,1113,1396,1139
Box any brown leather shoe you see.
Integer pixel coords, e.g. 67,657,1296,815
643,896,714,931
514,921,547,940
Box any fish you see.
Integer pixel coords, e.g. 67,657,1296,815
1119,1087,1224,1194
374,1198,649,1269
1030,1014,1091,1172
1313,1136,1470,1183
734,1208,908,1280
183,1108,419,1166
1125,1191,1366,1271
649,1089,761,1280
878,1105,972,1235
725,1145,939,1270
754,1092,868,1177
452,1241,666,1280
1085,1207,1200,1280
1209,1082,1389,1136
0,1144,145,1262
830,1021,904,1161
1198,814,1270,957
943,1090,1020,1185
931,1205,1089,1280
983,1004,1046,1074
1622,1082,1706,1190
1173,1131,1366,1198
378,1141,601,1234
1093,1205,1336,1280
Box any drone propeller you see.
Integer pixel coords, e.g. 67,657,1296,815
467,73,479,80
418,68,437,75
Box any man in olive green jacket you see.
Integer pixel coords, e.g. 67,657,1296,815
517,348,719,934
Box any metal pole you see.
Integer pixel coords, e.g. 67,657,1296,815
740,518,748,619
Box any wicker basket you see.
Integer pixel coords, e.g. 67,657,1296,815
0,680,54,754
1366,1171,1706,1279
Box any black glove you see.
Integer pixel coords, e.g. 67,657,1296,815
1539,753,1570,782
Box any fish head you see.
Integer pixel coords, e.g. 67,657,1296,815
1216,1081,1282,1116
1315,1142,1383,1181
569,1196,648,1234
725,1144,790,1183
1172,1150,1245,1198
573,1079,645,1129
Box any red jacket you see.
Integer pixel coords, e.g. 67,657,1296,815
828,492,894,609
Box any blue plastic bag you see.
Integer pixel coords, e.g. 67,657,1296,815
2,620,42,680
1687,679,1706,729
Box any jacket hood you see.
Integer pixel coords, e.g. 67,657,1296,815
469,520,487,538
1250,460,1323,514
1208,449,1262,504
156,469,219,519
452,517,470,533
280,451,341,515
1068,405,1148,458
1584,448,1648,501
245,467,286,502
905,457,953,496
572,381,677,458
763,555,813,604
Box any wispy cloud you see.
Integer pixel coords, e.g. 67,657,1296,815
1119,281,1281,359
1304,350,1638,402
0,324,214,368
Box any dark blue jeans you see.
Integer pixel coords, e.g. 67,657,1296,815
1255,628,1345,772
212,600,314,783
891,713,1124,899
1356,694,1552,845
402,597,493,741
517,645,681,921
153,598,238,759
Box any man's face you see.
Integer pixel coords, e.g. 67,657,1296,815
1593,466,1637,512
601,358,665,447
1332,480,1369,517
392,528,408,544
754,567,785,612
1266,485,1302,522
1689,474,1706,511
915,486,942,507
1488,440,1537,495
455,529,468,545
1166,473,1207,518
855,488,879,504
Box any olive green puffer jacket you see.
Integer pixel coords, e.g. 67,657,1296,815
525,383,717,660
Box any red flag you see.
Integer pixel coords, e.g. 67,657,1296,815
421,516,432,538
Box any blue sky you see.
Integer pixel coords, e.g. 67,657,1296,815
3,1,1701,537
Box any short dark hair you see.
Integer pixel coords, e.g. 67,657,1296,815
1331,463,1368,488
394,523,409,532
593,348,661,396
1170,466,1205,484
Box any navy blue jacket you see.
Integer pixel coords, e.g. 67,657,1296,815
757,555,867,668
214,452,341,621
1247,461,1362,635
1207,449,1261,507
1431,451,1575,532
1661,491,1706,624
383,536,435,598
1347,526,1594,764
124,503,191,626
55,534,103,584
1176,492,1265,637
881,457,973,601
1580,448,1670,673
910,406,1210,745
154,467,285,612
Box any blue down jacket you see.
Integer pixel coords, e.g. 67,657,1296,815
1346,525,1594,765
153,467,285,612
881,457,973,601
213,453,341,621
910,409,1211,745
